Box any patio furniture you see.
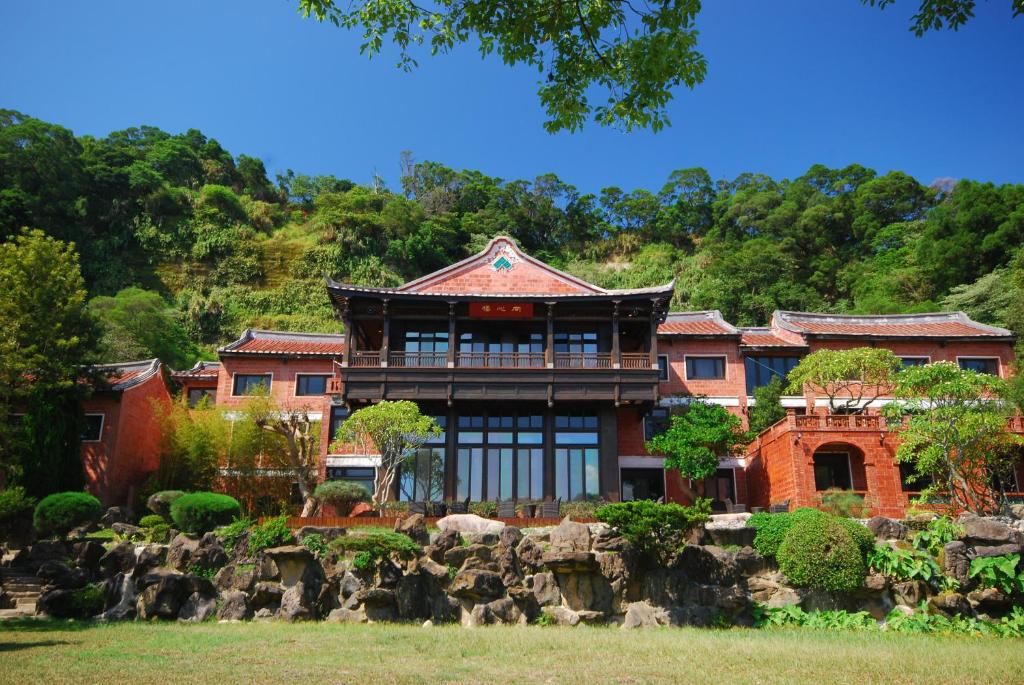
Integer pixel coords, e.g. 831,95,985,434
448,497,470,514
769,499,791,513
540,499,560,518
430,501,447,517
497,500,516,519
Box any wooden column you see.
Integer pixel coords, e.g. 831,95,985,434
546,302,555,368
611,300,621,369
380,299,390,367
649,301,660,370
444,404,458,500
447,302,456,368
341,299,353,368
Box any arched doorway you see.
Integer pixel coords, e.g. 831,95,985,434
812,443,867,493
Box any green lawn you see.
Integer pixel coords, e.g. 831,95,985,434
1,620,1021,685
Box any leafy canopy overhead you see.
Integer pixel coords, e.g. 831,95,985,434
862,0,1023,35
786,347,902,414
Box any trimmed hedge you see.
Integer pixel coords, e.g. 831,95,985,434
147,490,185,521
138,514,165,528
747,508,825,558
595,499,711,565
0,486,36,523
170,492,241,535
330,531,421,571
33,492,102,536
777,514,867,593
314,480,369,516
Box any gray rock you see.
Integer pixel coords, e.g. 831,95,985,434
766,587,801,608
177,592,217,622
136,572,187,620
677,545,739,586
338,571,362,599
532,572,561,606
217,590,252,621
968,587,1011,616
928,592,973,618
134,543,166,573
486,597,520,624
466,602,494,627
96,543,136,579
497,544,523,587
263,545,316,587
37,588,87,618
251,581,284,609
416,556,450,581
516,536,544,572
71,540,106,571
499,526,523,549
254,607,276,620
550,517,591,553
542,605,580,626
942,541,971,587
448,569,505,600
396,574,429,620
962,517,1023,546
892,580,926,607
101,506,131,527
191,532,228,570
542,550,598,573
37,560,89,589
214,564,256,593
112,522,143,539
395,513,430,546
326,607,367,623
622,601,668,629
166,534,199,571
972,543,1023,558
279,580,318,622
866,516,908,541
436,514,505,535
466,531,501,545
425,528,462,564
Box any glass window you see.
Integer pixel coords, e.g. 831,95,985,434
233,374,271,396
399,415,446,502
82,414,104,442
187,388,216,408
813,453,852,491
295,374,329,396
899,357,929,368
686,356,726,380
958,357,999,375
554,413,600,501
326,467,375,497
454,411,547,501
657,355,669,381
899,462,933,492
743,356,800,394
328,406,350,443
644,407,670,441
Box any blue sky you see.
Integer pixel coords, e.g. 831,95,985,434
1,1,1021,194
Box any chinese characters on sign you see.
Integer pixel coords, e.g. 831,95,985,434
468,302,535,319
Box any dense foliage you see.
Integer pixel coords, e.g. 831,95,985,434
146,490,185,521
0,486,35,524
247,515,296,555
169,492,242,535
32,491,102,536
776,513,868,593
314,480,370,516
330,531,422,571
594,498,711,565
758,604,1024,638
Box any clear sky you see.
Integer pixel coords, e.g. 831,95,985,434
1,1,1021,194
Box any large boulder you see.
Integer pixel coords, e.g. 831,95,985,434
396,574,430,620
928,592,973,618
37,560,89,590
134,544,167,574
516,537,545,573
425,528,462,563
279,580,319,622
866,517,908,541
251,581,285,610
136,571,188,620
676,545,739,586
263,545,319,587
436,514,505,536
27,540,68,568
942,541,971,587
71,540,106,572
542,550,597,573
532,571,561,607
166,534,200,571
622,601,670,629
178,592,217,622
394,514,430,546
962,517,1024,547
550,517,591,553
191,533,228,570
37,588,88,619
217,590,252,621
98,541,137,578
448,569,505,601
214,564,256,593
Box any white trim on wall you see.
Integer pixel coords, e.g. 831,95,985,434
747,396,806,408
661,395,741,408
326,455,382,468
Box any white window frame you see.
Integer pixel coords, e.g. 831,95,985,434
230,372,274,397
956,356,1001,376
898,355,930,367
82,412,105,443
683,354,727,381
293,372,332,397
656,355,669,382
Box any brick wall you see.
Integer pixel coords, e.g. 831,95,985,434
217,357,336,412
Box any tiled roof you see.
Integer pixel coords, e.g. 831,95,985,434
220,329,346,357
658,311,739,336
773,311,1014,339
739,328,807,348
89,359,162,391
170,360,221,380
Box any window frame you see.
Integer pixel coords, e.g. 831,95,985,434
898,356,930,368
644,407,671,441
231,372,273,397
956,356,1000,376
294,373,331,397
656,355,669,381
743,354,801,395
554,411,601,502
82,413,105,443
813,451,854,492
684,355,727,381
187,387,217,408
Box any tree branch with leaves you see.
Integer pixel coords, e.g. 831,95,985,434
786,347,901,414
246,394,322,516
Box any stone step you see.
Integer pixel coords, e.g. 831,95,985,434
15,600,36,610
0,607,36,619
5,590,42,599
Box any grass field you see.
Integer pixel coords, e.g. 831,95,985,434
1,620,1022,685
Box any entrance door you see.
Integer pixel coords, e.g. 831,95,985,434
621,468,665,501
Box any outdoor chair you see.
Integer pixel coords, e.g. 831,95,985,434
769,499,791,513
540,499,560,518
496,500,516,519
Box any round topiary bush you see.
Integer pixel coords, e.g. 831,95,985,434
837,517,875,557
748,507,827,558
146,490,185,521
138,514,165,529
33,492,102,537
314,480,370,516
170,492,241,535
777,514,867,593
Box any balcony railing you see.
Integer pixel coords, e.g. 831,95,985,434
621,353,652,370
796,414,882,430
457,351,545,368
554,353,612,369
350,351,381,367
389,351,447,368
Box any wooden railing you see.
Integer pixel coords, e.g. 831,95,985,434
349,351,381,367
554,353,612,369
621,353,651,370
389,351,447,367
457,351,545,368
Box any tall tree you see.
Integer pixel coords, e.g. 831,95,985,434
246,394,322,517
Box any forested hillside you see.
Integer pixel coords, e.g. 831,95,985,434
3,109,1023,369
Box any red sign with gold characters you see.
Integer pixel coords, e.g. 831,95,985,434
468,302,534,319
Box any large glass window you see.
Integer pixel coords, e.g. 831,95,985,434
400,416,446,502
187,388,216,407
455,413,544,501
686,356,726,380
554,331,598,355
295,374,330,396
958,357,999,375
325,467,375,496
555,412,600,501
233,374,271,396
459,331,544,367
744,356,800,394
404,331,448,366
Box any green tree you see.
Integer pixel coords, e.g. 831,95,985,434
151,400,230,493
297,0,706,133
645,400,745,501
89,287,200,368
0,230,97,494
332,400,440,506
786,347,901,414
748,376,787,435
883,361,1023,515
863,0,1023,35
246,393,322,516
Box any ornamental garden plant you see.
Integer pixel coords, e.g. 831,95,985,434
169,492,241,535
33,491,102,537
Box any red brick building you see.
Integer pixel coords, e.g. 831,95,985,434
80,359,173,506
94,237,1023,515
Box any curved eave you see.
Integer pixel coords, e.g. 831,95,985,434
324,277,675,303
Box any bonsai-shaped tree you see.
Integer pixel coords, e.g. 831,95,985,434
786,347,901,414
246,393,321,517
332,400,440,506
883,361,1023,515
645,399,746,502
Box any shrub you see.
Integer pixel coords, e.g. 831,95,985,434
911,516,963,557
468,501,498,518
138,514,165,528
148,523,171,544
0,486,36,523
247,515,295,555
560,498,606,520
69,584,105,617
969,554,1024,595
868,543,947,586
147,490,185,520
747,507,825,558
595,499,711,565
313,480,370,516
777,514,867,592
330,531,421,571
302,533,328,558
816,489,869,518
837,517,875,557
216,517,254,556
170,492,241,535
33,492,102,536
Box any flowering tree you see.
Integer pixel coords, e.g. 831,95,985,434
332,400,440,506
786,347,902,413
883,362,1023,515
